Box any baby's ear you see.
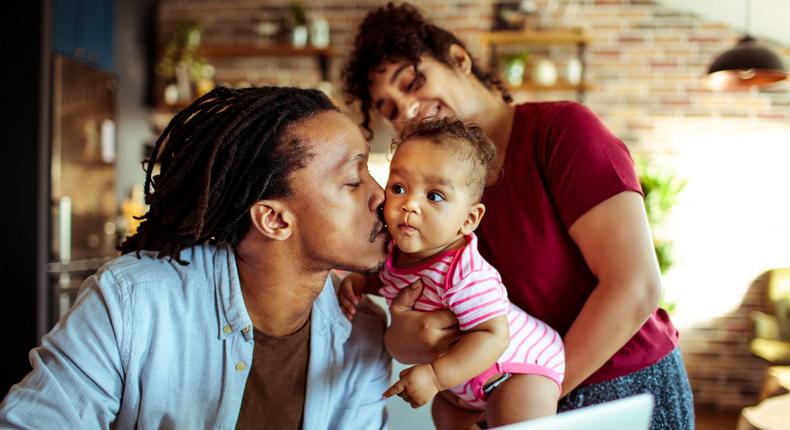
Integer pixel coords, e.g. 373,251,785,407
459,203,486,235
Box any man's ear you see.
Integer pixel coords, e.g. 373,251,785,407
448,43,473,75
459,203,485,235
248,200,293,241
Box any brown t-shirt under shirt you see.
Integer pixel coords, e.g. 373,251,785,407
236,317,311,430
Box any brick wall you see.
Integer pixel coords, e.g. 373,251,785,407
680,272,773,410
156,0,496,149
157,0,790,411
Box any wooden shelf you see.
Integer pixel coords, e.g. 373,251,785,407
154,43,335,111
482,29,591,102
480,30,590,46
198,44,334,58
509,81,593,92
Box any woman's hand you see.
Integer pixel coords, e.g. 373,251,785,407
384,280,461,364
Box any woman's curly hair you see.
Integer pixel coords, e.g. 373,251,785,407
342,2,512,139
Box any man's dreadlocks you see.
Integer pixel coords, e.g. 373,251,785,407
119,86,337,264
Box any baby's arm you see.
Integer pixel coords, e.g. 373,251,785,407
339,272,383,320
383,315,510,407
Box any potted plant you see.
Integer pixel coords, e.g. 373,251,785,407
637,156,687,312
157,21,211,104
290,2,308,48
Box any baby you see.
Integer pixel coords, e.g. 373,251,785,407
340,118,564,429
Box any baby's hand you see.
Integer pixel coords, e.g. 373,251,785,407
338,273,367,320
382,364,442,408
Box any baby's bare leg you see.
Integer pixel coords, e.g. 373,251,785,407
431,390,485,430
486,374,560,426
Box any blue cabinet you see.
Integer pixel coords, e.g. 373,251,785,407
53,0,115,71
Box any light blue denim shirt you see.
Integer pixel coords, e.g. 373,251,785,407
0,244,390,429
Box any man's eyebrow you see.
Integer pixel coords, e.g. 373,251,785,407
348,153,366,165
335,153,367,172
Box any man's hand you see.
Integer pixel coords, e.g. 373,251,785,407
384,280,461,364
382,364,442,408
338,273,367,320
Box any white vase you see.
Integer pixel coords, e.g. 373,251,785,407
532,59,558,86
505,58,525,86
174,62,192,102
292,25,308,48
566,58,583,85
310,17,330,48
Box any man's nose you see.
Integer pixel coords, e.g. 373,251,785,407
370,181,385,212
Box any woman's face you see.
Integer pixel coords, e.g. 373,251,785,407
368,54,481,131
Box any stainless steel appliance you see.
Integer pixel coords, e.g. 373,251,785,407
48,55,118,323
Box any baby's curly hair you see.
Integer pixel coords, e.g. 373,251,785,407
392,118,496,202
342,2,511,139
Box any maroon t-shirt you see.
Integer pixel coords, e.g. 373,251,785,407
477,101,678,386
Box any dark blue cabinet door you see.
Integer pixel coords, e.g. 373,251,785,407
52,0,114,71
53,0,78,58
94,0,114,70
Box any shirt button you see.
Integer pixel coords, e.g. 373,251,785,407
223,324,232,334
235,362,247,372
242,325,250,333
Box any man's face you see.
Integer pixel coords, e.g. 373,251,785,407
287,110,389,273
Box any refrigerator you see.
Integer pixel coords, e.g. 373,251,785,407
47,55,118,325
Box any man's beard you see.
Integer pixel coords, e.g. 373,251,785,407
312,218,388,275
330,252,386,275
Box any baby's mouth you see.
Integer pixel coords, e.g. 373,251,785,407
397,222,417,234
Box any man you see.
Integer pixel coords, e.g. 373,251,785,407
0,87,391,429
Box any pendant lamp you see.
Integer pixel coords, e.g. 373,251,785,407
705,0,787,90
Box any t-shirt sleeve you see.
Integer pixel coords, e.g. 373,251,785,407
537,102,642,228
442,270,509,331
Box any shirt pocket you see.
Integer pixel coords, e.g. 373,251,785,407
334,398,387,430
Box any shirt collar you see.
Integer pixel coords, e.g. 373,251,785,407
214,244,253,340
213,245,350,343
312,274,351,343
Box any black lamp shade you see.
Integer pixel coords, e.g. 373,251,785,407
706,36,788,90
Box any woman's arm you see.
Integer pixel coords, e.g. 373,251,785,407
561,191,662,396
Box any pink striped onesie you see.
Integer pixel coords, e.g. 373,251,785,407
379,233,565,410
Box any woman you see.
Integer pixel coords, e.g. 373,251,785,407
342,3,693,429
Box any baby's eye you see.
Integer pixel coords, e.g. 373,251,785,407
427,191,445,202
390,184,406,194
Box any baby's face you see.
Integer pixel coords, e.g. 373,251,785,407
384,138,478,259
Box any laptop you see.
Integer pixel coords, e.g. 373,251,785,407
490,394,654,430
